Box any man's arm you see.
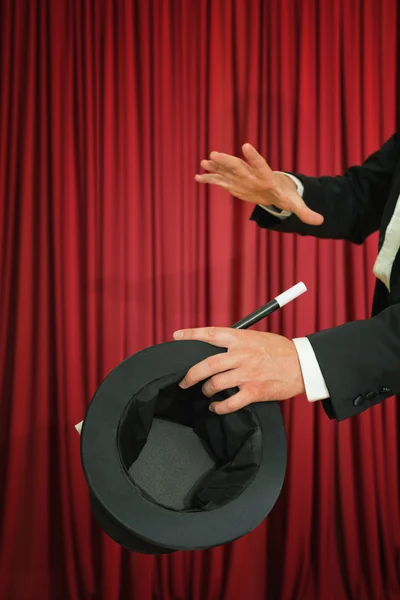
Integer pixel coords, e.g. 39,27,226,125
306,303,400,420
171,309,399,421
251,132,400,244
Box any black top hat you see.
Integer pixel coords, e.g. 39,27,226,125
79,286,305,554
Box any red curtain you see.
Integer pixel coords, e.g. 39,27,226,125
1,1,399,599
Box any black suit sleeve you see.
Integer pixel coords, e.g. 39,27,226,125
306,304,400,420
250,132,400,244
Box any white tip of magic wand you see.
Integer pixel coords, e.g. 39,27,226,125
275,282,307,307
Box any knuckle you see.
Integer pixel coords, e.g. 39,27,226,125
186,364,204,385
209,375,223,392
208,355,221,370
225,397,243,412
225,399,237,411
245,382,261,398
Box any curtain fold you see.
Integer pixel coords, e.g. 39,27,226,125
0,1,399,599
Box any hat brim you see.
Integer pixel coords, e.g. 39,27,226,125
80,340,287,552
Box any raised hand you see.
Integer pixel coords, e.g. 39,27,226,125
195,143,323,226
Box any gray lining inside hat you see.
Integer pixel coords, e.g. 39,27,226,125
129,417,216,510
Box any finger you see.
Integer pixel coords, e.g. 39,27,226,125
180,354,240,389
208,156,251,173
201,368,244,397
242,143,274,178
194,173,232,189
200,158,251,177
209,152,250,178
173,326,238,348
209,388,253,415
284,194,324,226
200,159,219,173
201,159,216,171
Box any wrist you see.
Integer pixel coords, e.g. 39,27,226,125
257,173,298,212
276,172,298,193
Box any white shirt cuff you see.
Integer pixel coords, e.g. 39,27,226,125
259,205,293,219
258,172,304,218
292,337,330,401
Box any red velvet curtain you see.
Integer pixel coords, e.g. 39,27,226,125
1,1,399,599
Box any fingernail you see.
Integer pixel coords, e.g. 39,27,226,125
179,379,187,388
173,330,183,339
209,403,215,412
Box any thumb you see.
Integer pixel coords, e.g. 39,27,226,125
242,142,324,226
285,194,324,226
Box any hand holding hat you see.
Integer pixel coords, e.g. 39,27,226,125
173,327,305,415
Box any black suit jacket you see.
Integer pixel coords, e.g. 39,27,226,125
250,132,400,421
